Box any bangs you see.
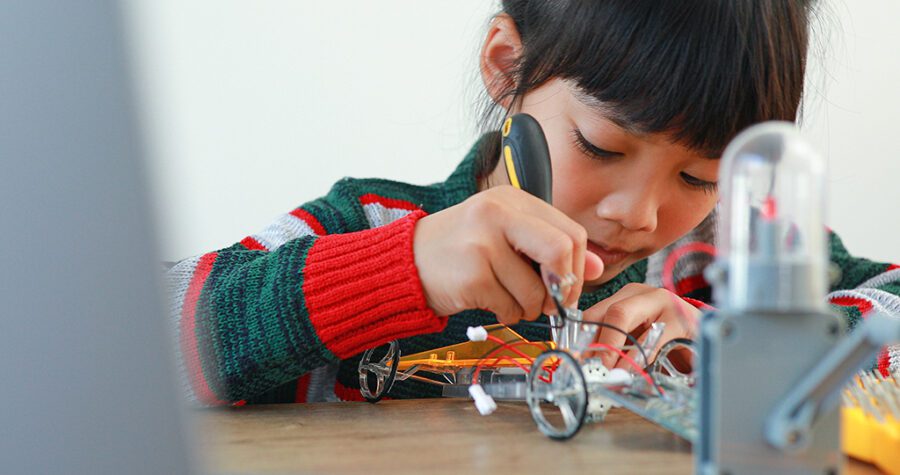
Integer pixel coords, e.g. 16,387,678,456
504,0,812,157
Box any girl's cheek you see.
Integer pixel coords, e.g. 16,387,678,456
550,148,594,205
661,195,715,241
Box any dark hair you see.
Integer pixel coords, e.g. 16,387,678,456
477,0,818,178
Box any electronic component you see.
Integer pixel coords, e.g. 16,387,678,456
700,122,900,474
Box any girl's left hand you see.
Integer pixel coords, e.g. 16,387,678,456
581,282,699,369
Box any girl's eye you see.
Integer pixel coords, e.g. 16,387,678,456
680,172,718,194
571,129,623,160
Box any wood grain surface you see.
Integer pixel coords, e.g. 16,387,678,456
194,398,880,475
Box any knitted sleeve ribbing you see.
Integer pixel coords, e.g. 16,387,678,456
165,182,446,405
825,231,900,374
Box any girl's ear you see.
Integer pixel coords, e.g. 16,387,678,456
480,14,522,110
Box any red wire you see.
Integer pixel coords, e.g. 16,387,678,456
486,335,546,359
472,340,540,383
534,358,560,384
587,343,664,396
472,333,663,396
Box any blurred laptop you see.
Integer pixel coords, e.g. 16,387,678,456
1,1,193,473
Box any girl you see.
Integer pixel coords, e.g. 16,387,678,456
167,0,900,405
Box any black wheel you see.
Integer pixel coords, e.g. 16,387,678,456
526,349,588,440
358,340,399,403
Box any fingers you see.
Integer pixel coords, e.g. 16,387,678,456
497,210,580,306
617,311,696,370
469,267,528,326
416,186,593,322
497,187,590,307
584,251,604,281
584,284,700,369
594,303,641,368
489,244,548,321
618,317,678,370
581,282,645,323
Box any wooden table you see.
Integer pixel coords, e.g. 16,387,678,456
195,399,880,474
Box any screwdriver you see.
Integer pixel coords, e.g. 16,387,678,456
501,113,553,204
501,114,574,327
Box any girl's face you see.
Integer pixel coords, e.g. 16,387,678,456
499,79,720,289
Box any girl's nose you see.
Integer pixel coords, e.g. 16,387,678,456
594,187,659,233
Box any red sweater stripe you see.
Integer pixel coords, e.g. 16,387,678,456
239,236,268,251
303,210,446,359
830,296,875,316
290,208,327,236
682,297,713,312
180,252,228,406
333,380,391,402
675,274,709,296
877,348,892,377
294,374,312,403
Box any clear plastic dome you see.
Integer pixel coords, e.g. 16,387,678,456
711,122,828,312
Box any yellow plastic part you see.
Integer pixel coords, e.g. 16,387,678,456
504,145,521,189
842,403,900,474
395,324,552,371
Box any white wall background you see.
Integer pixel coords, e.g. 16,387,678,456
124,1,899,264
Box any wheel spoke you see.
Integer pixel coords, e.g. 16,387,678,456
374,376,383,395
558,398,578,429
526,350,588,439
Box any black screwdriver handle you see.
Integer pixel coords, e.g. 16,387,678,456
501,113,553,204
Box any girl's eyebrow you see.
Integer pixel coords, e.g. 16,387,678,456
573,87,723,160
571,88,645,137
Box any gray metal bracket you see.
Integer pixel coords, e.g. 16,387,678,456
766,312,900,451
697,309,844,475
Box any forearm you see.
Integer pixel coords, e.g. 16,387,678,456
167,210,447,405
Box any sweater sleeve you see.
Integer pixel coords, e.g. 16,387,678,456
824,231,900,375
165,183,447,406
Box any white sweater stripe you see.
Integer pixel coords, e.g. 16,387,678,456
362,202,413,229
164,255,203,405
249,212,322,252
858,268,900,290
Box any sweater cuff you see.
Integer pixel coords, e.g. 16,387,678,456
682,297,714,312
302,210,447,359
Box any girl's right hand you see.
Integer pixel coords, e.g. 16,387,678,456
412,185,604,325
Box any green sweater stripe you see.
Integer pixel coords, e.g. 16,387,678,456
197,238,336,401
828,231,891,291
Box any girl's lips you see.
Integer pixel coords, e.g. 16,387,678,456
587,240,630,267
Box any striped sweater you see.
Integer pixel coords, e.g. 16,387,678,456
166,139,900,406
